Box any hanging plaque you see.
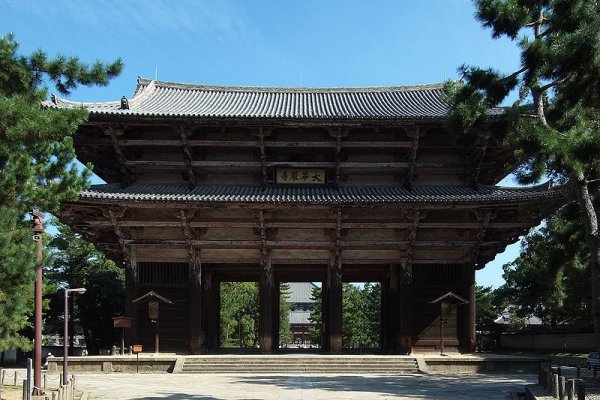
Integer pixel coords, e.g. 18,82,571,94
276,168,326,185
148,300,159,319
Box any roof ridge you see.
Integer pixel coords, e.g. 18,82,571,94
136,77,447,93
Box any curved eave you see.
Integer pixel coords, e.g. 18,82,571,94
64,183,563,208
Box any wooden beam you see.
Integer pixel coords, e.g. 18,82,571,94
334,129,342,186
124,160,444,169
104,208,129,264
404,128,421,189
472,210,493,267
106,128,132,185
116,238,505,249
402,210,421,266
115,139,415,149
81,219,530,230
470,133,490,187
258,128,268,186
180,128,197,188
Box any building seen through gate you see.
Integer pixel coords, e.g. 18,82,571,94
51,78,559,354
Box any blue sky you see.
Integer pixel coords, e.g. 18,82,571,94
1,0,526,287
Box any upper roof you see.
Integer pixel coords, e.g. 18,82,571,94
286,282,317,304
47,77,501,121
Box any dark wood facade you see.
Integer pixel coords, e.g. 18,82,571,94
53,79,559,354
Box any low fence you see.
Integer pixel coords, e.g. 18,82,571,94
499,332,595,353
534,368,600,399
0,369,77,400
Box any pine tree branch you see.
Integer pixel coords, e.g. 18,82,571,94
538,79,561,93
505,66,528,82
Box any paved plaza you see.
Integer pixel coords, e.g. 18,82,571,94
73,372,535,400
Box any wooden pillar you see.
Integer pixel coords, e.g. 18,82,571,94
125,248,137,347
202,270,218,352
382,265,398,353
188,246,202,354
459,264,476,353
397,262,413,354
259,253,275,353
321,278,330,352
272,282,281,351
327,255,343,354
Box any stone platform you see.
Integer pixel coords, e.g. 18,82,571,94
47,353,550,374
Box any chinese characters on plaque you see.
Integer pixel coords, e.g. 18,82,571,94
276,168,326,185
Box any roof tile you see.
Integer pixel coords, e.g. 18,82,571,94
77,183,559,205
47,78,455,120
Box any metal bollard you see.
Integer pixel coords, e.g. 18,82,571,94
594,365,598,377
557,367,562,376
566,379,575,400
577,382,585,399
552,373,559,397
576,366,580,378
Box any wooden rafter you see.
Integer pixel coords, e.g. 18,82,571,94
180,128,197,188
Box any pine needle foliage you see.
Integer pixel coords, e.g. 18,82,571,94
446,0,600,350
0,33,122,351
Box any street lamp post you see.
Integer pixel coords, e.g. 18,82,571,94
64,288,86,385
30,210,44,396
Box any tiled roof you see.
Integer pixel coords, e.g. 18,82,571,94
77,183,558,204
46,77,502,120
286,282,317,304
289,310,312,325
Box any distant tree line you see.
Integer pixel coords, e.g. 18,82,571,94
308,283,381,349
476,201,594,338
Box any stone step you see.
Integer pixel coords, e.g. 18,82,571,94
178,356,419,374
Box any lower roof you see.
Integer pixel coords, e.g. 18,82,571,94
78,183,558,205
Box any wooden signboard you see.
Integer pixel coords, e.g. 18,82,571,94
276,168,326,185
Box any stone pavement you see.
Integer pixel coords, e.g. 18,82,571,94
75,372,536,399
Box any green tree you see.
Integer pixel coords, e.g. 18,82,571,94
0,208,36,350
496,203,592,329
279,283,292,345
446,0,600,349
362,282,382,348
342,283,381,349
220,282,259,348
0,33,122,351
308,285,322,346
45,220,124,355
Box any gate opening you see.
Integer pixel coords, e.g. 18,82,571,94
342,282,382,351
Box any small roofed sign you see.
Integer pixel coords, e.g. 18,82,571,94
276,168,325,185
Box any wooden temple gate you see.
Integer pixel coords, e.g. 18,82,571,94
53,78,559,354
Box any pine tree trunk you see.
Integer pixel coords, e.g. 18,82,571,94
572,173,600,351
